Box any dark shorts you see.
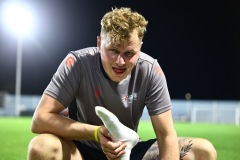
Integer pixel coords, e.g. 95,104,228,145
73,139,156,160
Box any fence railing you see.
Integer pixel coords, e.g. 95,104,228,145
0,93,240,125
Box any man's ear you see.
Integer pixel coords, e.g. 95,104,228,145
97,36,101,51
140,41,143,48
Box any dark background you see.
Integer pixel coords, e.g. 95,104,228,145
0,0,239,100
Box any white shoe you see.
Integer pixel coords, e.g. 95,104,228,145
95,106,139,160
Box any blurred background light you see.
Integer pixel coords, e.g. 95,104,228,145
1,0,35,37
1,0,35,115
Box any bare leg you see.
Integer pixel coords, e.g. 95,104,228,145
142,142,159,160
178,137,217,160
178,137,194,160
27,134,82,160
142,137,217,160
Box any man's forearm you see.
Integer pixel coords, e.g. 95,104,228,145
31,112,97,141
158,134,179,160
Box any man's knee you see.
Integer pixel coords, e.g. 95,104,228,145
142,141,159,160
192,138,217,160
27,134,69,160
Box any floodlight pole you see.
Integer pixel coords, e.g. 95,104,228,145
15,35,22,116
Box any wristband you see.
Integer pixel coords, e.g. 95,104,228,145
94,126,100,142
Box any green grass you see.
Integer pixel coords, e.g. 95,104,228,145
138,121,240,160
0,117,240,160
0,117,36,160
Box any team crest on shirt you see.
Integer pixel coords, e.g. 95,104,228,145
65,55,75,69
121,93,138,103
155,64,163,76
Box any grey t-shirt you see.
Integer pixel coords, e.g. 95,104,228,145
44,47,171,148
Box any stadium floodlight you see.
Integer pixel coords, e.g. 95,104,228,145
1,1,34,37
1,1,34,116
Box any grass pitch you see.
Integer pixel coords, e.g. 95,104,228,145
0,117,36,160
139,121,240,160
0,117,240,160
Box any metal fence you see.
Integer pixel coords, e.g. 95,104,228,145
0,93,240,125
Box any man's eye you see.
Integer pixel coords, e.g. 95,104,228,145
125,52,134,57
109,49,118,54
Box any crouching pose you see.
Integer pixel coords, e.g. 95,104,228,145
27,7,217,160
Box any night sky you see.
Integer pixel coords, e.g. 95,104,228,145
0,0,239,100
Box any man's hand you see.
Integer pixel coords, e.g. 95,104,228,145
98,126,126,160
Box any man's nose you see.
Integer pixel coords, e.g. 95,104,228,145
116,54,125,66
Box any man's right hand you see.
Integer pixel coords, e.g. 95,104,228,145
98,126,127,160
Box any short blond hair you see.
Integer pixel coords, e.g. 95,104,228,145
100,7,148,45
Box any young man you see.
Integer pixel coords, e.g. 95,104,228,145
28,7,217,160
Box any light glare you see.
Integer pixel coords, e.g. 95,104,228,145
1,1,34,37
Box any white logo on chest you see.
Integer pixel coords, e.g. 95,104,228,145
121,93,137,104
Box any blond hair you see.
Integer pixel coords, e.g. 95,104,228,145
100,7,148,45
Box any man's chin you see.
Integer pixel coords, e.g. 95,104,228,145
110,78,123,82
110,75,126,82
